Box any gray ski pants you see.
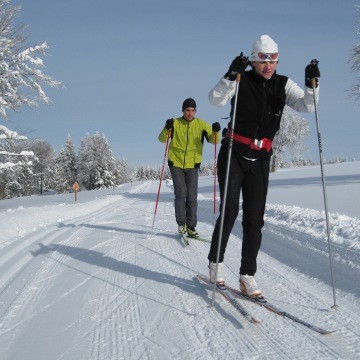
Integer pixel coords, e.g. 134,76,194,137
169,166,199,229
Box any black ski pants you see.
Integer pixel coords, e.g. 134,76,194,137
208,145,270,276
169,166,199,229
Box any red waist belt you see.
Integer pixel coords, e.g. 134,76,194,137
226,130,272,152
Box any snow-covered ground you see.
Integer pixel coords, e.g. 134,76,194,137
0,161,359,360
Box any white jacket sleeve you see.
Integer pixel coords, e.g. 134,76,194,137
209,75,319,113
208,77,236,106
285,78,319,113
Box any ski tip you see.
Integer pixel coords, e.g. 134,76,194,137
180,233,189,246
248,294,267,303
196,274,225,287
196,274,209,284
321,329,336,335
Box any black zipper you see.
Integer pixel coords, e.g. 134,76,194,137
182,121,190,168
247,81,269,157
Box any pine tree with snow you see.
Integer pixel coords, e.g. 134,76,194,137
77,132,116,190
53,135,77,193
113,158,133,185
135,165,165,181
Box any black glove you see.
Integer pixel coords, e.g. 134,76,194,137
165,118,174,130
305,59,320,88
225,52,249,80
212,122,221,132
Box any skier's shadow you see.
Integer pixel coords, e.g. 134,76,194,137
57,222,150,236
31,243,244,329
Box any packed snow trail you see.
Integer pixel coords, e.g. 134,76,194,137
0,165,359,359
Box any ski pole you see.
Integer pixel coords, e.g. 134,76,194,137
213,132,217,225
211,73,241,306
152,131,171,231
311,67,338,309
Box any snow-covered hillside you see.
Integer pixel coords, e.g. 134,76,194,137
0,162,359,359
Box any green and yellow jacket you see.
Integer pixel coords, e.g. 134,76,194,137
158,117,220,169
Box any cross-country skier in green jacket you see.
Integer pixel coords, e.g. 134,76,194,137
158,97,221,239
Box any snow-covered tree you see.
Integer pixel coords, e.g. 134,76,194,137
113,158,133,185
12,151,34,196
26,139,56,194
199,162,216,176
0,148,34,198
0,138,55,198
135,165,168,181
0,0,61,178
77,132,116,190
53,135,77,193
349,5,360,103
271,106,310,172
0,124,29,166
0,0,61,118
0,126,34,198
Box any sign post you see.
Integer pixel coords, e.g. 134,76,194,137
72,182,79,201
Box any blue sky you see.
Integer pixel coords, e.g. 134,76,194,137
8,0,360,166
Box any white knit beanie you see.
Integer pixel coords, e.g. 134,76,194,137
250,35,279,61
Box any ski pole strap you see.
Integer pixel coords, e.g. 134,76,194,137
225,130,272,152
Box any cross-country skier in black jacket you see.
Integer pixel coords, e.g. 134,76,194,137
207,35,320,297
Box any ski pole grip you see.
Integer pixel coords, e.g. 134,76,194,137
236,73,241,83
310,59,319,88
311,59,319,66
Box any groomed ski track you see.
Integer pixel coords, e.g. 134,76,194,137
0,177,359,360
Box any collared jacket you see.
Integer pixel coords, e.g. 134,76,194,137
209,69,319,159
158,117,220,169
